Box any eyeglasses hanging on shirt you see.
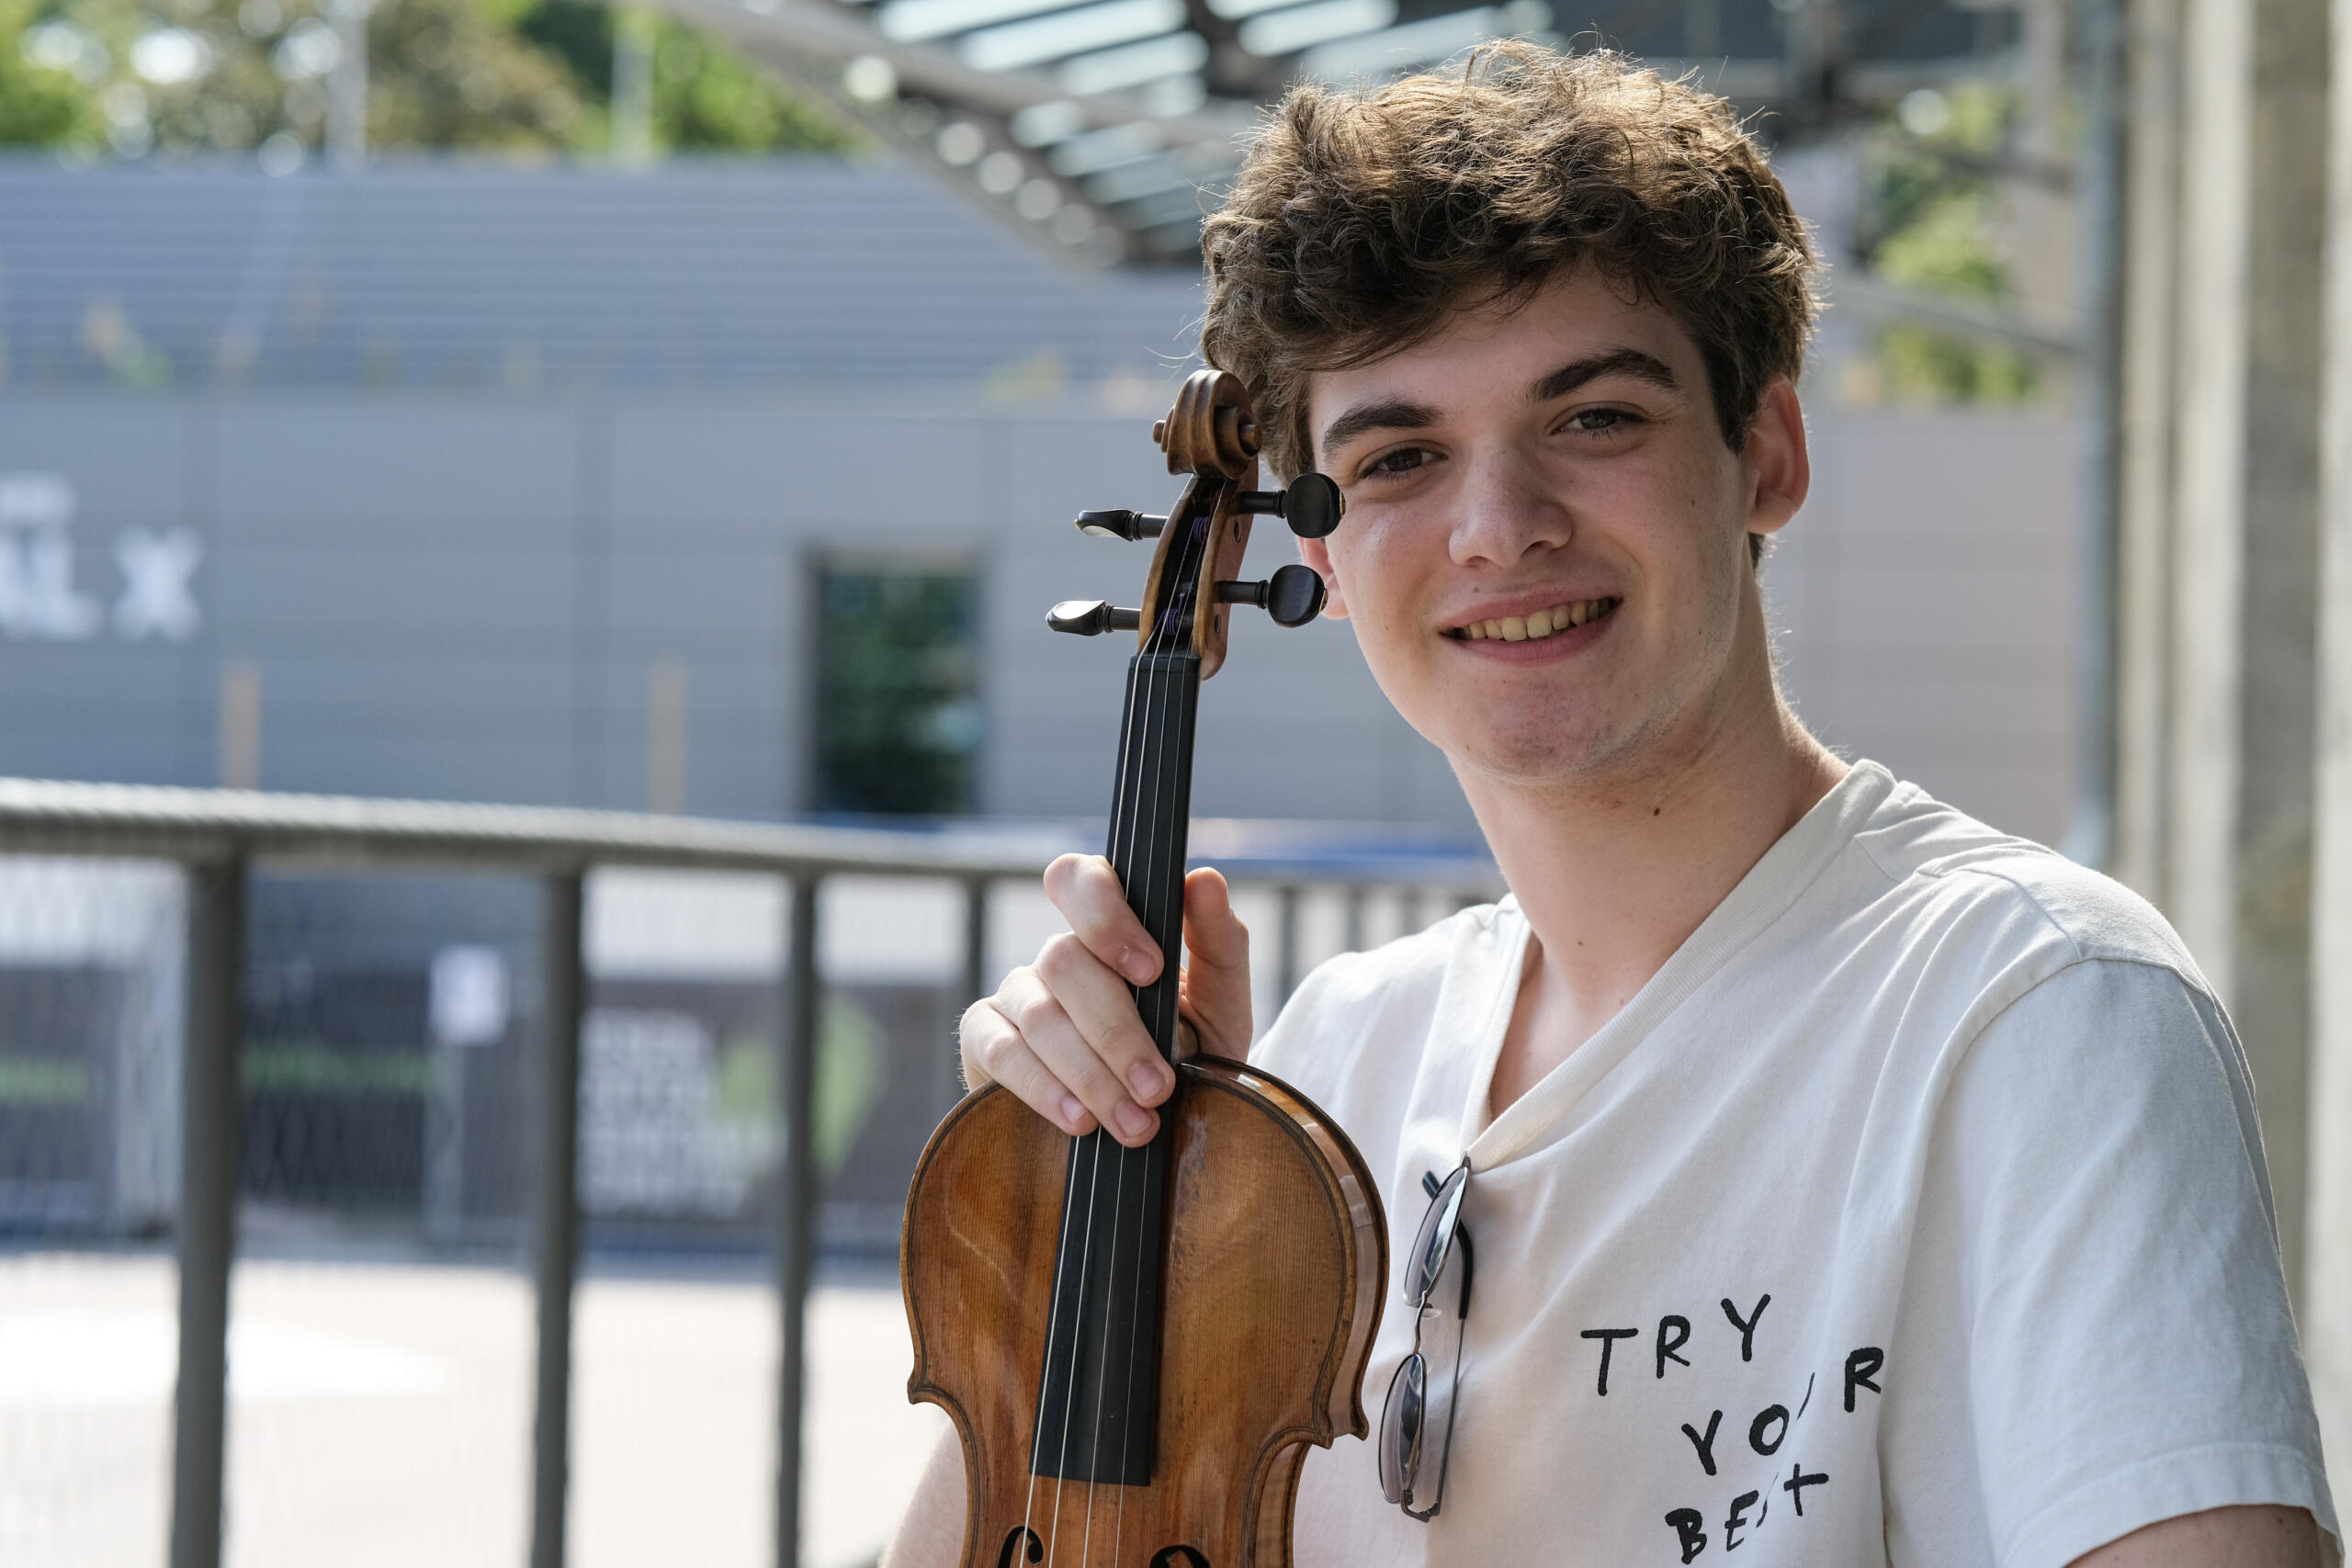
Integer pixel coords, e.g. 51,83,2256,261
1381,1159,1474,1520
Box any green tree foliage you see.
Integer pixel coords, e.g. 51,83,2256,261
647,21,845,151
518,0,848,152
0,0,91,142
0,0,846,158
1857,83,2041,406
368,0,586,152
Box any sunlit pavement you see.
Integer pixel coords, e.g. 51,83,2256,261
0,1250,946,1568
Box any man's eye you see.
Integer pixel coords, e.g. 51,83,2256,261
1565,408,1641,434
1365,446,1431,478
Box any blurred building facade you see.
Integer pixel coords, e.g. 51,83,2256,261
0,157,2081,834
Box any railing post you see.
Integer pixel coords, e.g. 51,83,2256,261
170,855,245,1568
956,877,988,1111
530,869,586,1568
776,874,820,1568
1275,884,1301,1005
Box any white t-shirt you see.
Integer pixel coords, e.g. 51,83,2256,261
1251,761,2336,1568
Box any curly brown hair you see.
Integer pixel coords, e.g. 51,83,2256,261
1200,42,1819,490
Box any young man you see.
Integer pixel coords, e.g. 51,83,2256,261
888,43,2338,1566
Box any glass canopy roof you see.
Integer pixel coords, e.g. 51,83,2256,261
652,0,2024,264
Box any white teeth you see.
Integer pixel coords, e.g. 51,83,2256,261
1455,599,1612,641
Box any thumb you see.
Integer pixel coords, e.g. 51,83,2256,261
1177,867,1252,1061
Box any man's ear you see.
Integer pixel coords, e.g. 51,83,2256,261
1296,534,1350,620
1743,376,1810,538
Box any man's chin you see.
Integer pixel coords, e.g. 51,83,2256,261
1445,724,1635,790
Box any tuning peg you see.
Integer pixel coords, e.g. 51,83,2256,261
1075,510,1167,541
1214,564,1328,628
1281,474,1343,539
1231,474,1344,539
1047,599,1142,637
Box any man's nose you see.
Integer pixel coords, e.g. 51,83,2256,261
1448,448,1574,569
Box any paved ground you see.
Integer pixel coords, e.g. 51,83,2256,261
0,1249,946,1568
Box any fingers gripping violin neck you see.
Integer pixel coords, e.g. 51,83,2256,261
901,371,1386,1568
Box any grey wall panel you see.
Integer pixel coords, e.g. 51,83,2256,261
211,546,577,634
608,405,992,532
266,733,572,802
598,543,791,639
0,400,195,521
254,651,573,710
213,402,580,525
0,726,186,784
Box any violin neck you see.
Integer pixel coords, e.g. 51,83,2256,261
1106,649,1202,1060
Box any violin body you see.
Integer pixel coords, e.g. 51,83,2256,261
899,369,1386,1567
902,1055,1385,1566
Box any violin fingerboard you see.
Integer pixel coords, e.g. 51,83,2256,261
1024,646,1200,1485
1028,1129,1169,1485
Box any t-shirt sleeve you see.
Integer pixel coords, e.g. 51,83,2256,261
1927,954,2337,1567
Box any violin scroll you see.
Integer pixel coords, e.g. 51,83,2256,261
1153,368,1260,479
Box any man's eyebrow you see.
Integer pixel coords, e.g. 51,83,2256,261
1318,398,1439,458
1530,349,1679,401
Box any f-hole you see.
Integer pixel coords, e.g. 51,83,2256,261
1149,1548,1211,1567
996,1526,1044,1566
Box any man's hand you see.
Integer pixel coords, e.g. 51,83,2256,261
2070,1506,2333,1567
957,858,1251,1147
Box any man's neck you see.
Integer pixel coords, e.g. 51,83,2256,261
1459,655,1845,1120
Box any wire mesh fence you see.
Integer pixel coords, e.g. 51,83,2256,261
0,783,1498,1568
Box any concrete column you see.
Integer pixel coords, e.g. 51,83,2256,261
2162,0,2253,994
2234,0,2328,1306
2108,0,2182,898
2306,0,2352,1475
2116,0,2327,1304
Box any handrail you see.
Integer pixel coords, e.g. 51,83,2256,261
0,776,1506,888
0,777,1057,877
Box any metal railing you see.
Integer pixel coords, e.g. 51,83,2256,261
0,776,1500,1568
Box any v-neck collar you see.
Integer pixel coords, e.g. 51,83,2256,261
1461,761,1896,1169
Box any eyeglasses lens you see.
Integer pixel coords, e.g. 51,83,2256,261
1408,1164,1468,1308
1379,1350,1427,1506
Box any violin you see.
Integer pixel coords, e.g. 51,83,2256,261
900,370,1389,1567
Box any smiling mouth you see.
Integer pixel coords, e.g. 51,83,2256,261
1446,597,1621,643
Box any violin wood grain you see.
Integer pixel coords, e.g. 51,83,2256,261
902,1057,1387,1568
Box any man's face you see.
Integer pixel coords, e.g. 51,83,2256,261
1300,266,1805,789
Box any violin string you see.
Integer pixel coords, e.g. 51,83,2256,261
1049,1097,1116,1563
1023,1126,1084,1554
1080,1129,1132,1565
